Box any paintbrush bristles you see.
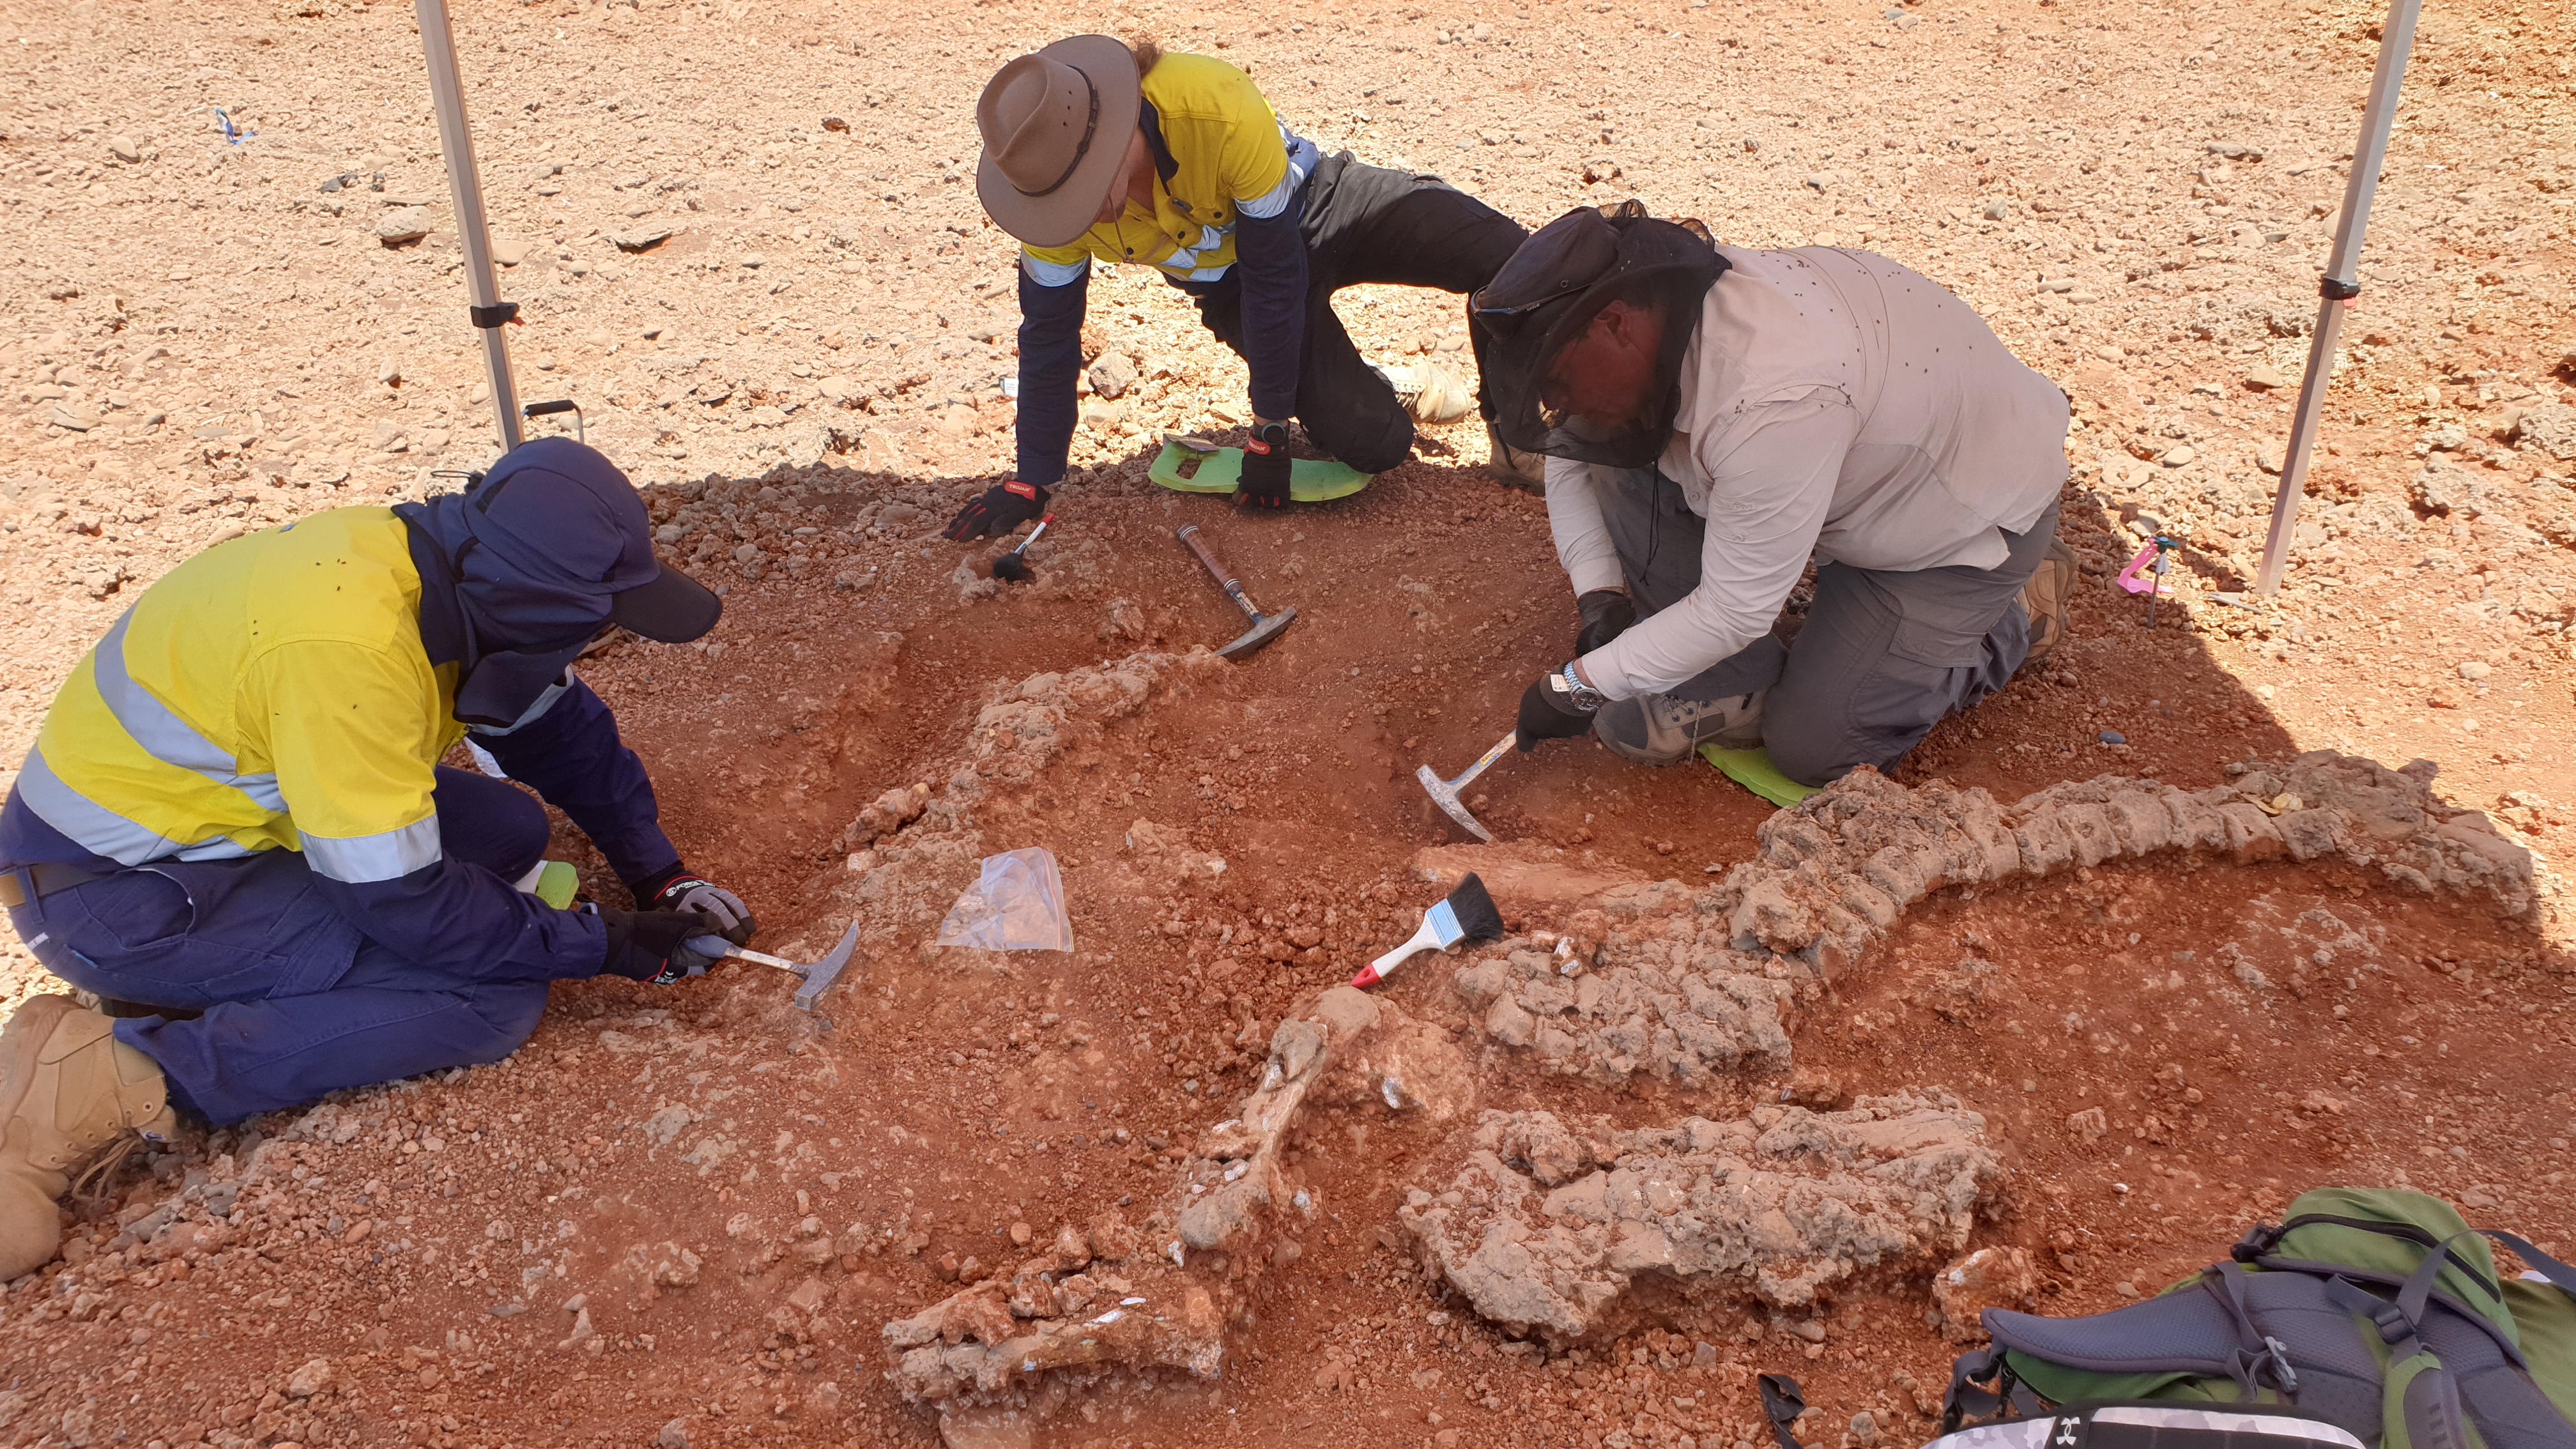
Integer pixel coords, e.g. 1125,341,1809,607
1445,872,1503,943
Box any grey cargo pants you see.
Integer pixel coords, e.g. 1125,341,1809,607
1579,465,2058,786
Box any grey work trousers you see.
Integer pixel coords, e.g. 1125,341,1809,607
1584,465,2058,786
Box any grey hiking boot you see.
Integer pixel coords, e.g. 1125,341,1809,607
1594,687,1768,767
2017,535,2077,673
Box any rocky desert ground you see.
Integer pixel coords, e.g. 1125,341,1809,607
1,0,2573,1446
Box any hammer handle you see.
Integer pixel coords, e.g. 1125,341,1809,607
1176,524,1262,620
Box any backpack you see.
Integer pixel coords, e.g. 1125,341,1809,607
1936,1188,2576,1449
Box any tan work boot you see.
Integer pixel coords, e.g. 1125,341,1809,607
2017,535,2078,673
0,995,176,1280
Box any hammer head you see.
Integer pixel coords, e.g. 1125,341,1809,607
1218,606,1296,660
1415,763,1495,843
791,923,862,1010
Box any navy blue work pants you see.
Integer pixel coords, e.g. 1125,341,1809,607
6,767,581,1124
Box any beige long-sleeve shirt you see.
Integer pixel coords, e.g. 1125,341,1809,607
1551,245,2070,700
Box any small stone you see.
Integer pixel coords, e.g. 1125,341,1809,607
2246,364,2285,389
2114,1280,2141,1298
1981,197,2009,220
656,1420,691,1449
741,252,765,269
2208,140,2265,160
1086,352,1137,401
376,207,431,245
2097,730,2126,745
1851,1411,1880,1445
284,1357,333,1399
733,543,762,566
2459,661,2492,681
107,135,141,163
611,224,675,252
2160,445,2196,468
1008,1222,1033,1247
654,523,685,546
2512,404,2576,462
44,404,98,432
491,237,533,266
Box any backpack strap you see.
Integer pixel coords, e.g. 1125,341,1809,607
1760,1374,1807,1449
2322,1230,2480,1449
1942,1347,2044,1434
2482,1229,2576,1302
2202,1262,2303,1399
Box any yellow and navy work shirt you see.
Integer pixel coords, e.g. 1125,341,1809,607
1019,52,1319,287
16,507,463,883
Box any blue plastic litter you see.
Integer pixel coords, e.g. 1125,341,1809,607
210,107,254,145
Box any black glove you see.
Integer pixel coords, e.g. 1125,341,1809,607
1516,672,1598,752
630,864,756,946
1234,422,1291,510
942,479,1049,542
1575,589,1637,655
595,907,723,985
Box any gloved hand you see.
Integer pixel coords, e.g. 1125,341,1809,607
942,479,1049,542
1575,589,1637,654
594,907,723,985
1516,671,1598,752
1234,422,1291,510
631,866,756,946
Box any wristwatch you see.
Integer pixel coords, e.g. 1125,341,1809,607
1552,662,1607,714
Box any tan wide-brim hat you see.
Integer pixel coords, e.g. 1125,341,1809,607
974,35,1142,249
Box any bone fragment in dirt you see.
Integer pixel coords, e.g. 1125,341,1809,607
1441,752,2540,1091
880,988,1471,1407
1397,1094,2005,1344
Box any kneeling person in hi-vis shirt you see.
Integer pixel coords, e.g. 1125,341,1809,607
0,439,757,1278
1482,203,2078,786
940,33,1529,539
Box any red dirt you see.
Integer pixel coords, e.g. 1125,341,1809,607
3,0,2574,1446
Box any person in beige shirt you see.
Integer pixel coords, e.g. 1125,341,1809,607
1478,203,2075,786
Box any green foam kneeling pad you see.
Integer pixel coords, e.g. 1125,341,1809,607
1699,746,1821,808
1148,440,1374,502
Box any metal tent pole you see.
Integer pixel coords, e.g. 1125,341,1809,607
2253,0,2421,595
417,0,524,456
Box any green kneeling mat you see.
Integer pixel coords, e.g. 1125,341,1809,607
1148,438,1374,502
1699,746,1821,808
533,860,580,910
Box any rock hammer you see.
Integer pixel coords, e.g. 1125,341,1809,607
1175,523,1296,659
1416,732,1517,843
684,922,860,1011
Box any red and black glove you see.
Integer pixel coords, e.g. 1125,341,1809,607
1234,422,1291,510
594,907,723,985
944,479,1049,542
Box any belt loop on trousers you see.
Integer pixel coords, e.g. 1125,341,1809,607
0,867,42,923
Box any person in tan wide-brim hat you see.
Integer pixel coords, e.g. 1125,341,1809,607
973,35,1141,250
940,34,1532,543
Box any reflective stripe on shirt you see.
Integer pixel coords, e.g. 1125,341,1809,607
1022,252,1090,289
13,744,257,866
1236,121,1318,220
298,815,442,884
89,608,286,813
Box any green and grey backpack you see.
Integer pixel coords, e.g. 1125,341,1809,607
1936,1188,2576,1449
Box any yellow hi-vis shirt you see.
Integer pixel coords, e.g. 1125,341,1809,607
15,507,464,884
1019,52,1316,286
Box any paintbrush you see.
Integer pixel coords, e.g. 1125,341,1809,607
1348,873,1503,989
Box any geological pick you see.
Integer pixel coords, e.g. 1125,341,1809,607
684,923,860,1011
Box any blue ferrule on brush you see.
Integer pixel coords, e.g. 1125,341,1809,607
1425,900,1462,947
